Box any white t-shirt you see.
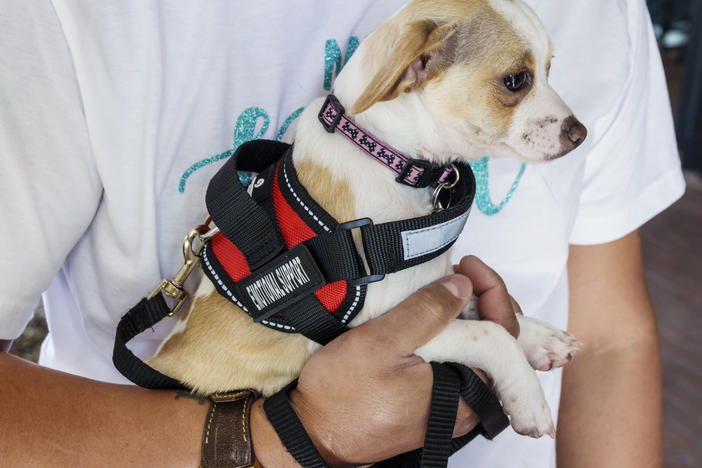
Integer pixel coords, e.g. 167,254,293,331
0,1,684,467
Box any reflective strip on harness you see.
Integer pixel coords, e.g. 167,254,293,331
402,209,471,260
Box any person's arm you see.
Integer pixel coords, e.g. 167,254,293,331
0,351,210,466
1,258,516,467
557,230,662,467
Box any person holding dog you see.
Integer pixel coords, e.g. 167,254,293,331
0,0,684,467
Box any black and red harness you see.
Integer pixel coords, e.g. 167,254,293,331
113,95,508,468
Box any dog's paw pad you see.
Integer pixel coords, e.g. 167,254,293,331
517,317,582,371
497,367,555,439
503,391,555,439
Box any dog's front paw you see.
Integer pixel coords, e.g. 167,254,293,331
517,316,582,371
498,370,555,438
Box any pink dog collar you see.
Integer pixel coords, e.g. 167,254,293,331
318,94,455,188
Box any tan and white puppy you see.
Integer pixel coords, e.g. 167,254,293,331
149,0,586,438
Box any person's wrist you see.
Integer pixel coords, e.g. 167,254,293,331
251,398,306,468
287,388,353,468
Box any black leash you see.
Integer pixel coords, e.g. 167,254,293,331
263,362,508,468
113,295,187,390
113,290,509,467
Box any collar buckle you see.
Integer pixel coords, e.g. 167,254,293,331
396,158,447,188
318,94,345,133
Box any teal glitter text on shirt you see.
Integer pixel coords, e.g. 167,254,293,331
275,107,305,142
469,157,526,216
178,107,269,193
324,37,359,90
179,35,360,193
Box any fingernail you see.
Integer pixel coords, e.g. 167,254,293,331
440,275,471,299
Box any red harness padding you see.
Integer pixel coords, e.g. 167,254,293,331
209,160,347,315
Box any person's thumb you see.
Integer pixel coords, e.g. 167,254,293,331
357,274,473,356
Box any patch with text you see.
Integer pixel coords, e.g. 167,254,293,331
239,245,325,322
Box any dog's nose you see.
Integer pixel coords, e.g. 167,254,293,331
561,116,587,148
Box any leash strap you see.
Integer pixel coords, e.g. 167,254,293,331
445,363,510,439
112,295,188,390
264,363,508,468
421,363,462,466
263,380,330,468
373,363,510,468
318,95,455,188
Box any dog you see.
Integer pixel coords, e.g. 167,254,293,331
148,0,586,439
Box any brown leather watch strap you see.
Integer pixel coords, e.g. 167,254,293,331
202,389,260,468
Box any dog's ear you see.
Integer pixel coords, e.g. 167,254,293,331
350,21,457,115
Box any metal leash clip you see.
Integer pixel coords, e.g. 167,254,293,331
432,163,460,212
148,216,220,316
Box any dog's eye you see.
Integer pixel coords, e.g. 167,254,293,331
503,72,529,91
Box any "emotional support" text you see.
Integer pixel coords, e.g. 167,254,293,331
245,257,312,311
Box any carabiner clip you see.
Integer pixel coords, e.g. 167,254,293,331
148,217,219,316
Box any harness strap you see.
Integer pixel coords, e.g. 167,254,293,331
206,139,287,270
359,202,472,278
275,149,475,280
277,295,349,345
273,147,475,280
201,142,475,345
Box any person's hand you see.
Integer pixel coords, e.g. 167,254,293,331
281,255,520,466
455,255,521,337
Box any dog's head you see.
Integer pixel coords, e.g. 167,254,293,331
335,0,586,163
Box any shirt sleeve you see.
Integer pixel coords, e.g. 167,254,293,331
0,0,102,339
568,1,686,245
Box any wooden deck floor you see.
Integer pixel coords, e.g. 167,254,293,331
641,171,702,468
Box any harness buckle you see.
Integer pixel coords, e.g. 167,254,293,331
338,218,385,286
318,95,345,133
148,217,220,316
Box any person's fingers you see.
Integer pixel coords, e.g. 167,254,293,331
456,256,519,338
358,274,473,356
